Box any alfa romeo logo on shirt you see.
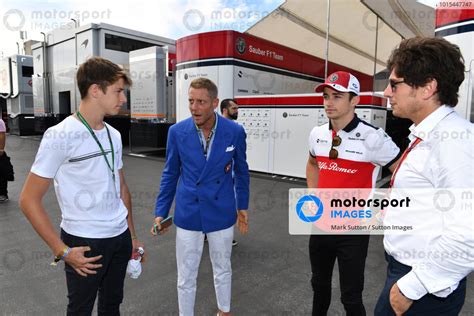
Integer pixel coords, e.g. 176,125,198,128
329,74,338,82
236,37,246,55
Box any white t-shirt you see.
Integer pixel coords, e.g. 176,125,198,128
31,115,128,238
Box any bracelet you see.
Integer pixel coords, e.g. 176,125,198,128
131,235,138,240
51,246,70,266
61,247,71,260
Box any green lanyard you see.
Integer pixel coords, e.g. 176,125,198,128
76,111,115,182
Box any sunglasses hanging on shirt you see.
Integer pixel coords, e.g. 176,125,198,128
329,132,341,160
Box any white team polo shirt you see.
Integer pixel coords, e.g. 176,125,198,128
31,116,128,238
309,115,400,188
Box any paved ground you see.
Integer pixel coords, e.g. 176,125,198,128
0,135,472,315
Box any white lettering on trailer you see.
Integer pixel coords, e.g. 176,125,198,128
249,45,284,61
249,45,266,56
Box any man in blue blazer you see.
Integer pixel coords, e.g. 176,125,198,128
151,78,250,316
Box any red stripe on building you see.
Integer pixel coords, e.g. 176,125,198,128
436,7,474,28
236,95,386,107
177,30,373,91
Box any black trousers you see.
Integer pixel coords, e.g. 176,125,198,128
61,229,132,316
375,252,466,315
309,234,370,316
0,178,7,195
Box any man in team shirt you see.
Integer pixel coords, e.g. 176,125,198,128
306,71,401,315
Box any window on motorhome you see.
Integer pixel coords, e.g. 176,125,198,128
22,66,33,78
105,34,158,53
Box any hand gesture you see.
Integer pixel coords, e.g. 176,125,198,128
63,246,102,277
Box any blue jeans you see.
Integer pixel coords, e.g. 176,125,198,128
61,229,132,316
375,252,466,316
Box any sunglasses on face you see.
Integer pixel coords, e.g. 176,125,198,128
329,135,341,159
389,79,405,92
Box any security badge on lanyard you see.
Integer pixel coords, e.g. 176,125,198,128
77,112,116,183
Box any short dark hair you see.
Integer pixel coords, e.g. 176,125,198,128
387,37,465,107
76,57,132,100
189,77,218,100
220,98,237,113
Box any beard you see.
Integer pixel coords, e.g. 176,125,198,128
229,112,238,120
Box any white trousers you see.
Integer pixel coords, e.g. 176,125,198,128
176,226,234,316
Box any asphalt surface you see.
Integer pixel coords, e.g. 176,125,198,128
0,135,472,315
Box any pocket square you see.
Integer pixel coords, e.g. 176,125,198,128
226,145,235,152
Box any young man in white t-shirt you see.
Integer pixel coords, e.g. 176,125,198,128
20,57,143,315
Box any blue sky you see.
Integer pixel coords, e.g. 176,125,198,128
0,0,284,57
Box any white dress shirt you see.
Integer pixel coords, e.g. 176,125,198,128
384,105,474,300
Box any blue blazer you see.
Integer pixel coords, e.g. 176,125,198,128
155,115,250,233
